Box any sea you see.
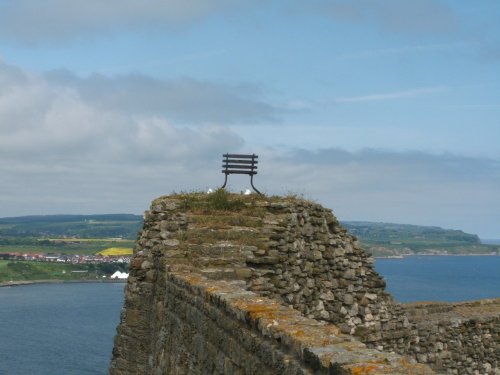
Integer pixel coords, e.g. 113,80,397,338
0,282,125,375
0,256,499,375
374,255,500,303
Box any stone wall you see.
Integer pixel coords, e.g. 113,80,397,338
110,267,433,374
109,193,499,374
360,300,500,375
242,199,395,335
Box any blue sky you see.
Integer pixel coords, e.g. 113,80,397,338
0,0,499,238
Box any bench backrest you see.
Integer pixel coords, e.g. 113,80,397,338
222,154,258,176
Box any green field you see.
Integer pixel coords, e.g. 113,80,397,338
343,221,499,256
0,260,128,283
0,239,135,255
1,211,497,262
0,215,137,282
0,214,140,255
0,214,142,239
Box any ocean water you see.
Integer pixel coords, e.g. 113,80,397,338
375,255,500,303
0,282,124,375
0,257,499,374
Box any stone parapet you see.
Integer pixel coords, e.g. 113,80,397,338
109,192,499,374
110,265,434,374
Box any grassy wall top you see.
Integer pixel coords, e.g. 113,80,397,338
151,189,312,214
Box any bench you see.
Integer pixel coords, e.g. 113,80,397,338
221,153,262,195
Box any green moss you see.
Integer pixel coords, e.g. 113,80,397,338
171,189,270,214
190,214,263,229
209,189,243,210
177,227,264,247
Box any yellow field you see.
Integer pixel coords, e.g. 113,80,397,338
97,247,133,256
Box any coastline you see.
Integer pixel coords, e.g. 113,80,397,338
0,279,127,288
374,253,499,259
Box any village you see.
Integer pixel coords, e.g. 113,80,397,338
0,251,131,265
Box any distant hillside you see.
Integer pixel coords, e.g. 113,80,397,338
1,214,497,257
0,214,143,240
342,221,498,256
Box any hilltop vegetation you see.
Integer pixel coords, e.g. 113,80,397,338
0,214,142,239
0,209,497,258
0,260,128,283
0,214,142,255
343,221,499,256
0,215,139,282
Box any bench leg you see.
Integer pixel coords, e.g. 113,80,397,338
250,175,263,196
221,174,228,189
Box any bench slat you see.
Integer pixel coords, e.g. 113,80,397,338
222,165,256,170
221,170,257,175
223,153,258,159
223,159,258,165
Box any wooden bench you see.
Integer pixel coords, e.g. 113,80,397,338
221,153,262,195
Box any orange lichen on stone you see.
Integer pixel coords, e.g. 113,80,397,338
180,274,203,285
276,319,344,347
291,329,305,337
349,364,380,375
398,358,432,374
288,330,344,349
232,300,281,320
346,358,424,375
322,325,342,336
341,340,366,352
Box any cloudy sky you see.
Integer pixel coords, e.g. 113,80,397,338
1,1,499,238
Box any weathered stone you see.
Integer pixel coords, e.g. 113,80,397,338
234,268,253,279
109,194,499,375
246,256,280,265
320,291,335,301
163,238,180,247
312,250,322,260
344,294,354,305
130,258,143,270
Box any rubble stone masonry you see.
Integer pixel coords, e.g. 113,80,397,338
109,193,499,375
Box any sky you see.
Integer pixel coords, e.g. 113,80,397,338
0,0,499,238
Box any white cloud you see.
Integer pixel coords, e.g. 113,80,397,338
336,42,474,61
284,86,448,110
299,0,458,36
0,0,252,43
0,61,275,163
336,86,448,103
1,60,499,237
0,60,248,215
259,148,500,237
45,71,278,124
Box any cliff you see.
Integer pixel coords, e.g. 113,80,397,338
109,192,499,375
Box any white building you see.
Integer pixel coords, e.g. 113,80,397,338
110,271,129,279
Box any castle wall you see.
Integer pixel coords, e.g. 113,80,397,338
362,301,500,374
110,267,433,374
109,193,499,375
